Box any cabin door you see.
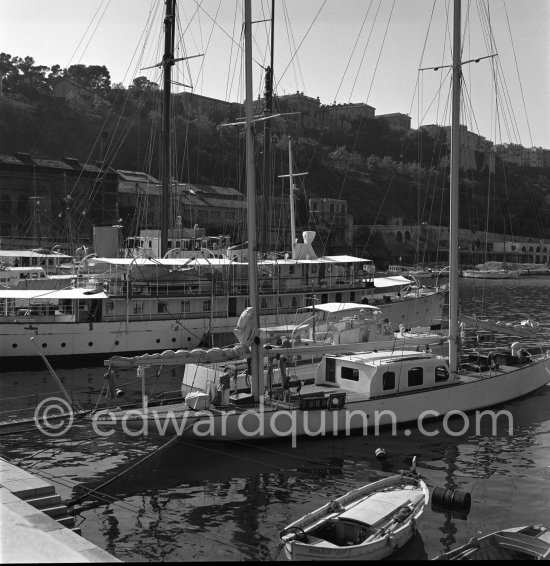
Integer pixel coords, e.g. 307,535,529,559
325,358,336,383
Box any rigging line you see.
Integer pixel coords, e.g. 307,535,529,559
280,0,305,92
75,0,112,68
0,453,181,529
276,0,326,87
494,1,534,145
64,0,108,70
224,1,240,102
333,0,374,103
477,4,522,145
349,0,385,103
408,0,438,120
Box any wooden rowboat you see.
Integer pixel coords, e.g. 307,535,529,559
433,524,550,560
279,470,429,561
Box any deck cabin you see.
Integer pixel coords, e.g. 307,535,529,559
314,351,452,397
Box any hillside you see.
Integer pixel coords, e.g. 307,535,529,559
0,54,548,240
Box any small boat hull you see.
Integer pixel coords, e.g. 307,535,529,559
280,473,429,561
432,524,550,560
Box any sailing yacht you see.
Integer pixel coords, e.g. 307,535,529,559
0,3,446,369
93,0,549,443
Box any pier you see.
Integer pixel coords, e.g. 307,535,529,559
0,457,120,563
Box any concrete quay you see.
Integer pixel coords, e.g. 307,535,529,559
0,457,120,563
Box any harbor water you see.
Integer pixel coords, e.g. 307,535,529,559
1,277,550,561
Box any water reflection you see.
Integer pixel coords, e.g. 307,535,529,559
1,278,550,560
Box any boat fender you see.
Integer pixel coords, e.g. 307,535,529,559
431,487,471,512
487,351,498,369
410,517,417,534
375,447,388,461
329,500,344,513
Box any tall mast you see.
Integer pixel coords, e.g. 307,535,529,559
288,139,297,251
260,0,275,253
449,0,461,373
161,0,176,258
244,0,263,402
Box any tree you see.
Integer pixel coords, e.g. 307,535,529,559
64,64,111,92
129,76,159,92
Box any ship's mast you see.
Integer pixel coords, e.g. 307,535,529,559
260,0,275,253
244,0,263,402
449,0,461,373
161,0,176,258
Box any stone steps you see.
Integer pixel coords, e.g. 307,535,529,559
1,457,119,561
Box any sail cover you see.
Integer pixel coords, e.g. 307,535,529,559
233,306,257,347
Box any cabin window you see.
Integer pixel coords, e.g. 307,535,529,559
382,371,395,390
311,265,317,274
341,366,359,382
325,358,336,383
292,296,297,308
278,296,283,308
261,297,267,309
408,367,423,387
181,300,190,313
133,301,143,315
158,301,167,313
105,301,114,314
202,300,211,312
289,266,295,275
435,366,449,382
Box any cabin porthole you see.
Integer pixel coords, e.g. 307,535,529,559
61,343,66,348
88,342,93,347
115,340,119,346
11,344,17,348
41,343,47,348
172,338,176,343
156,339,160,344
187,337,191,342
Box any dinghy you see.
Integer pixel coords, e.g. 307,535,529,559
279,470,429,561
433,524,550,560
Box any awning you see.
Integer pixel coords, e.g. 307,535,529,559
301,302,380,313
0,289,109,300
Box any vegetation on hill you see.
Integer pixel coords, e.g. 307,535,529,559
1,54,548,242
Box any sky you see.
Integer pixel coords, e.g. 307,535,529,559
1,0,549,148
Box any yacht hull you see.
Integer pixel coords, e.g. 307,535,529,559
1,292,445,368
98,359,550,441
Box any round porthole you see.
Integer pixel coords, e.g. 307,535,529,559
172,338,176,342
12,344,17,348
187,337,192,342
88,342,93,347
156,339,160,344
42,343,47,348
115,340,119,346
61,342,66,347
